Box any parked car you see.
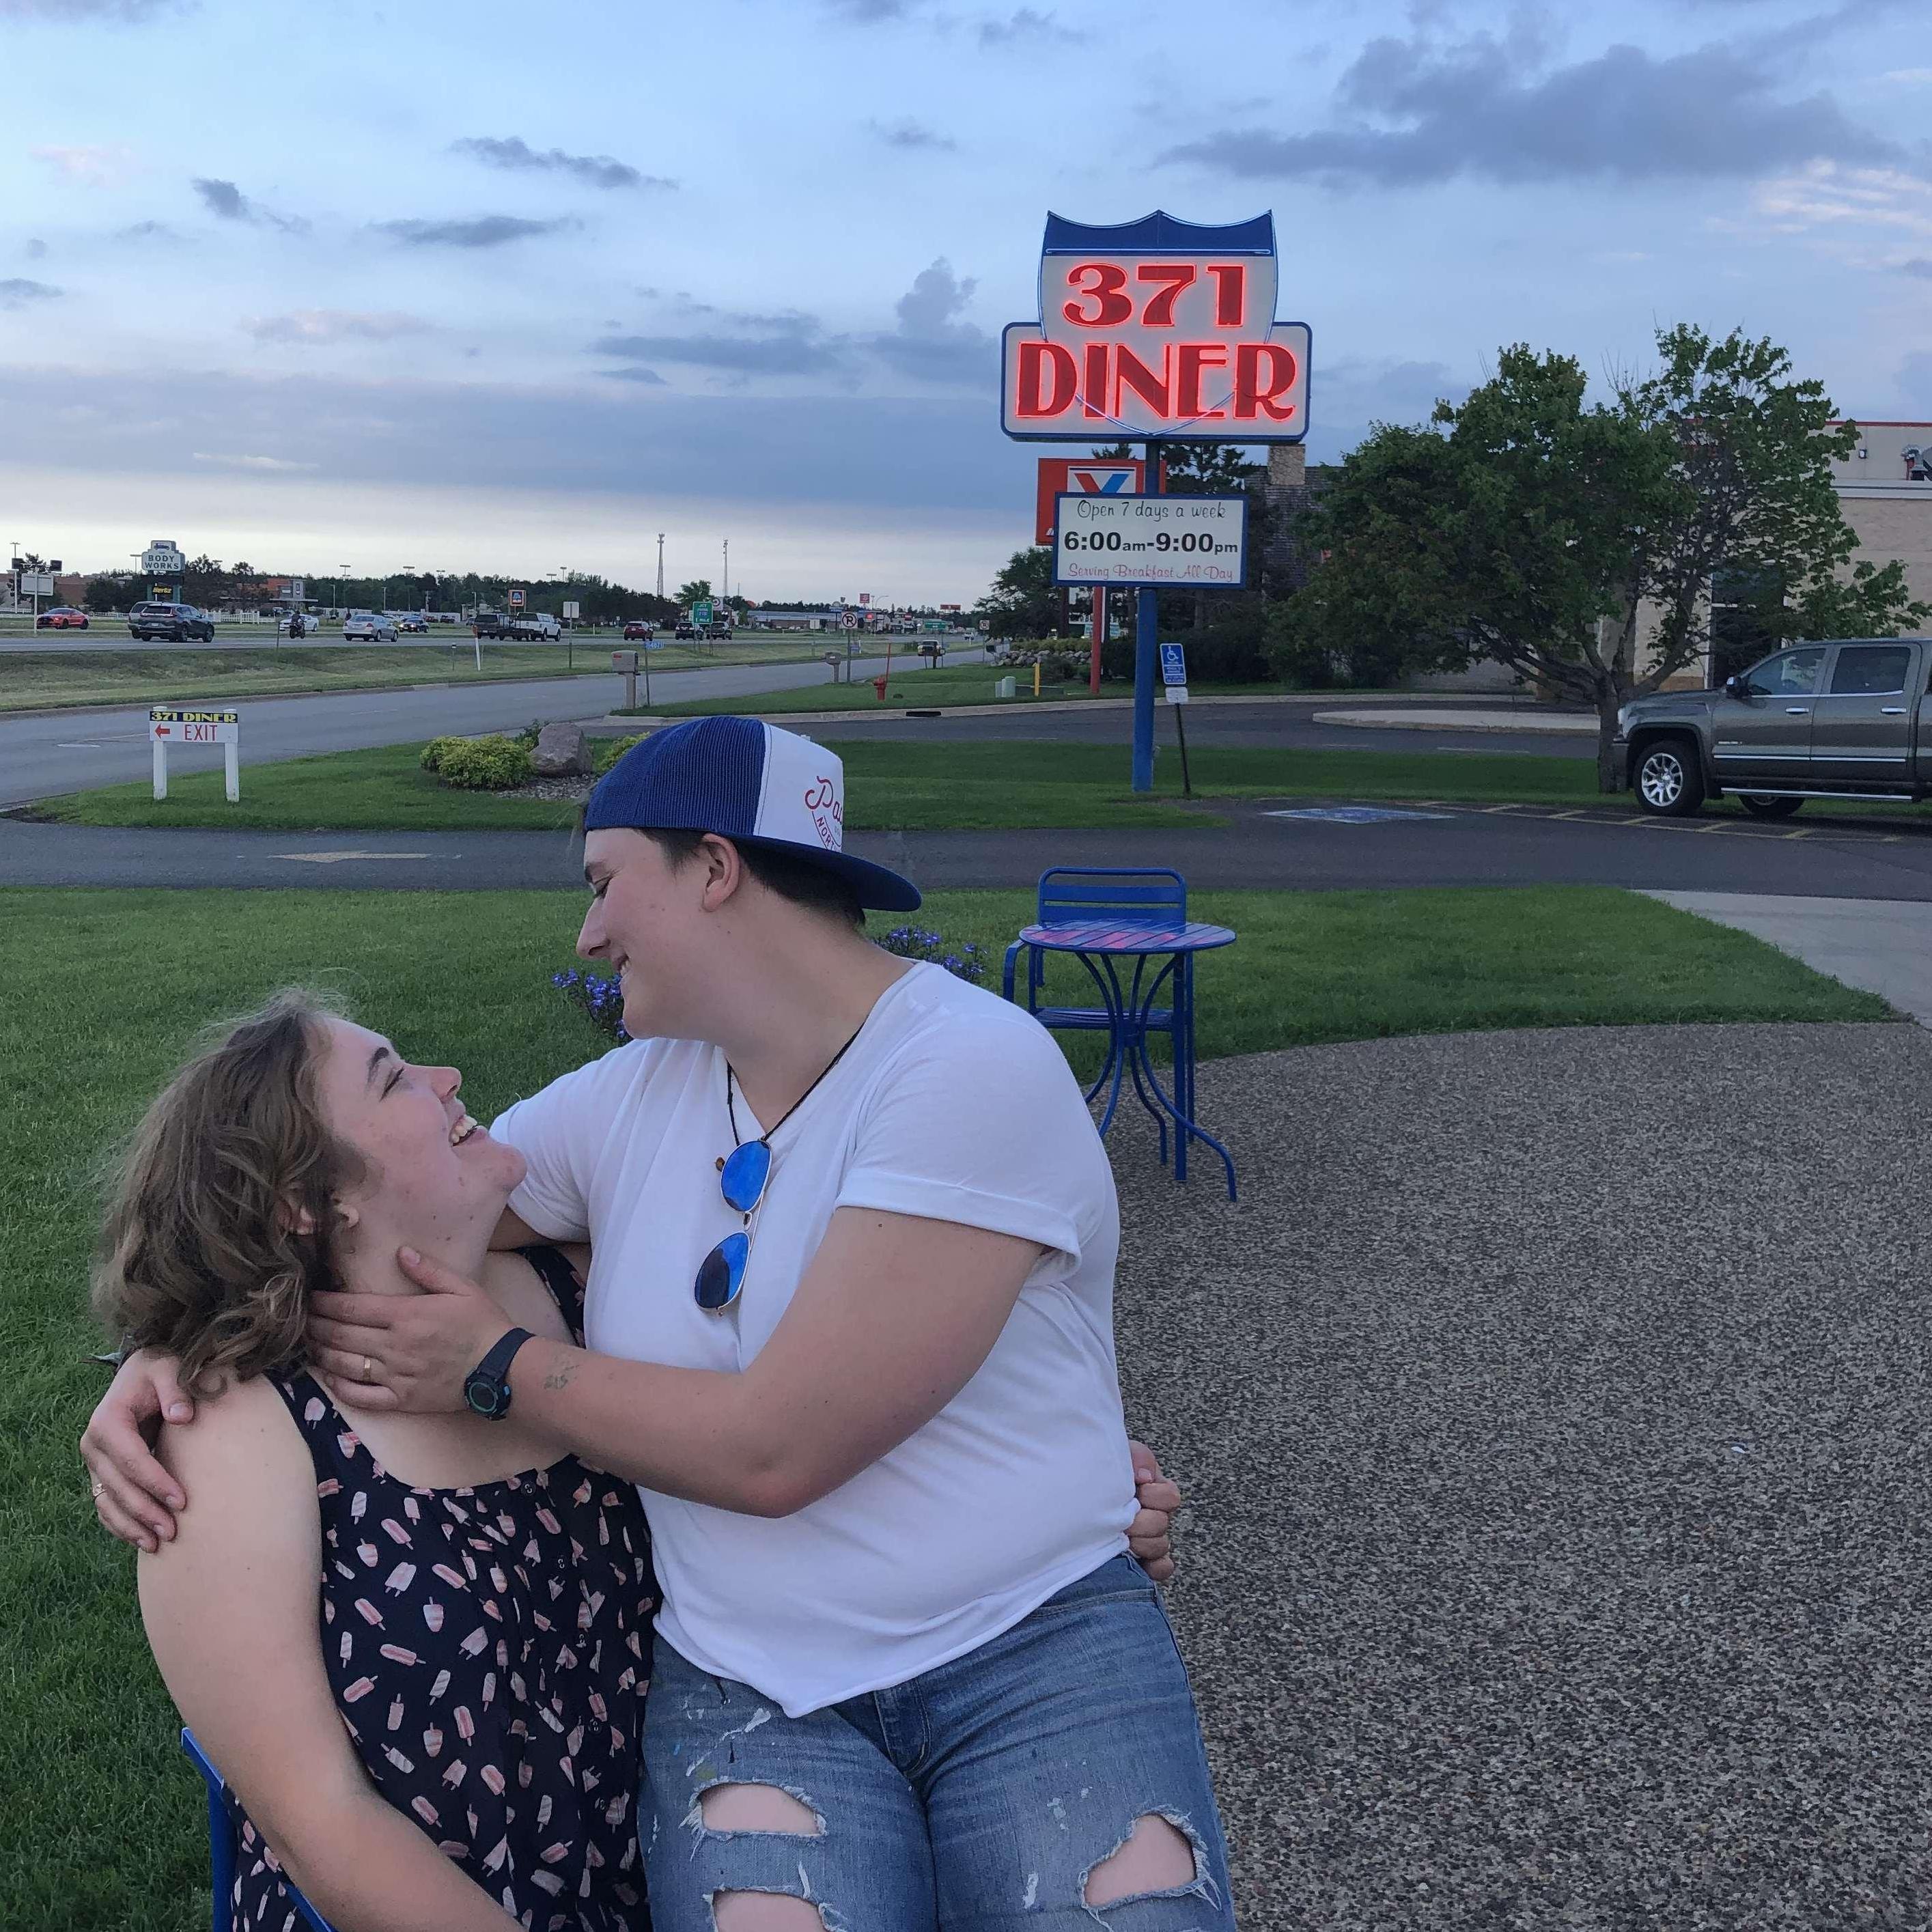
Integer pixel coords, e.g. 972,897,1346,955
507,612,563,641
127,602,215,643
623,620,655,641
342,613,400,642
1616,636,1932,817
35,606,89,629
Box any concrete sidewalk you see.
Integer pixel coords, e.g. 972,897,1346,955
1315,705,1597,734
1647,891,1932,1024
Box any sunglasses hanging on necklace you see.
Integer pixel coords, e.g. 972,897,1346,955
694,1019,867,1313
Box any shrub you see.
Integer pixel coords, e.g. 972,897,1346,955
435,736,534,790
593,735,643,776
878,926,986,984
514,719,547,752
419,735,464,773
552,968,629,1044
1100,608,1274,684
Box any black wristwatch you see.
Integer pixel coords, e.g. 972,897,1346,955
464,1328,534,1420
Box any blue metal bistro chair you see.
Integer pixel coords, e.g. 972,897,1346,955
1003,868,1238,1198
181,1728,335,1932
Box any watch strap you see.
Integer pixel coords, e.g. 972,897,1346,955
475,1326,534,1386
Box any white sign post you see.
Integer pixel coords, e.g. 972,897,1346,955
149,708,239,803
1052,492,1248,589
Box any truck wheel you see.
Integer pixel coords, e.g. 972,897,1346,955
1737,794,1804,820
1634,738,1705,817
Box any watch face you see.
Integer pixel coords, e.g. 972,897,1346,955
464,1371,508,1418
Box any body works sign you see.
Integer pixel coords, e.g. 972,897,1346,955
1000,211,1309,443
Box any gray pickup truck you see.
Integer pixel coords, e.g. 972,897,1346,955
1615,636,1932,817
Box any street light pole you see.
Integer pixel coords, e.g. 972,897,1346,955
656,533,664,602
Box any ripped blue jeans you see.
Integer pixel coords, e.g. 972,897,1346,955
641,1554,1235,1929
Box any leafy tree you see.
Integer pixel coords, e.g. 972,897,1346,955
975,546,1061,641
1276,327,1931,789
85,575,137,613
675,578,713,608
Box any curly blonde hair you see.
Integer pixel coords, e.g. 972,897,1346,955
92,989,370,1399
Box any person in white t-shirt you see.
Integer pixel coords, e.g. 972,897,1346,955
87,717,1238,1932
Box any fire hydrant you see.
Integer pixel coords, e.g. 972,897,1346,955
872,675,889,701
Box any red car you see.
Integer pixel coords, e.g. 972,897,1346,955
623,620,655,641
36,606,89,629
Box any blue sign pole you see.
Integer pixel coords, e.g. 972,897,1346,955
1132,440,1163,793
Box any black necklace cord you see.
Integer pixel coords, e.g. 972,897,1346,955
725,1018,867,1151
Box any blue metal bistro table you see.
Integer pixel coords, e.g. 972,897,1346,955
1014,918,1238,1200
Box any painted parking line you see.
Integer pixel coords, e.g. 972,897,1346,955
1264,806,1456,824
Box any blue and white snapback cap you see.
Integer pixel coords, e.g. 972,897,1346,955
583,716,921,912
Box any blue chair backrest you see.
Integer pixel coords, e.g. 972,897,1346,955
180,1728,335,1932
1035,867,1188,929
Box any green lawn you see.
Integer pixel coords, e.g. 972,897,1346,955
0,639,828,714
0,881,1890,1929
36,740,1612,833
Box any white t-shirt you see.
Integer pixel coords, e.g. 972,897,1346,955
490,961,1136,1718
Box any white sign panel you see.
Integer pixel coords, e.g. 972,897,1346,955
18,572,55,597
150,707,238,744
149,708,240,802
141,540,185,576
1052,493,1248,587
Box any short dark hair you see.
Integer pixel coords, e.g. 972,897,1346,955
640,826,865,929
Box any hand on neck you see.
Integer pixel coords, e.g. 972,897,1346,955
336,1221,492,1300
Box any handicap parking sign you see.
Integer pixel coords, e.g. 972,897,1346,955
1160,643,1187,686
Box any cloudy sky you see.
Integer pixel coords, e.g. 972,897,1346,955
2,0,1928,602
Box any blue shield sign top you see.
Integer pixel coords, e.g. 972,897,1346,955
1001,210,1310,443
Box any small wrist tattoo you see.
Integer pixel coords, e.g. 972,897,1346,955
543,1363,576,1392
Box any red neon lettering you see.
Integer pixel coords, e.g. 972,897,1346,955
1208,264,1246,327
1233,341,1298,421
1081,342,1108,419
1175,343,1230,420
1016,340,1078,417
1135,263,1196,326
1061,262,1133,328
1114,344,1172,418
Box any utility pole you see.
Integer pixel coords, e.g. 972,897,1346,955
656,533,664,602
722,538,729,608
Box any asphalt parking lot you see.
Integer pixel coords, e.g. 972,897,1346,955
1120,1022,1932,1927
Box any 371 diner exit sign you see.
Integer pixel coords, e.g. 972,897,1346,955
1000,210,1310,443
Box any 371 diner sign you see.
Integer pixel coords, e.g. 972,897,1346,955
1001,211,1309,443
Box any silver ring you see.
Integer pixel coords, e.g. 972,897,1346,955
89,1481,105,1500
361,1356,374,1382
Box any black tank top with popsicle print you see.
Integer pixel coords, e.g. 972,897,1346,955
228,1246,655,1932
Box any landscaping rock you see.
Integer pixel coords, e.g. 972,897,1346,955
531,723,590,776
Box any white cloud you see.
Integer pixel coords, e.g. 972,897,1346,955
31,143,136,187
242,309,432,344
191,451,319,471
1743,161,1932,240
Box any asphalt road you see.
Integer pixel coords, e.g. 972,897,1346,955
0,653,906,809
1124,1023,1932,1925
12,798,1932,898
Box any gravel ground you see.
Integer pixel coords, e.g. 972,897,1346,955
1111,1023,1932,1929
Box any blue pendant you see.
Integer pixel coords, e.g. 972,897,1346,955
695,1230,750,1312
720,1140,772,1216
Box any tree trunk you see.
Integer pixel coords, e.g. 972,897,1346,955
1595,681,1623,793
